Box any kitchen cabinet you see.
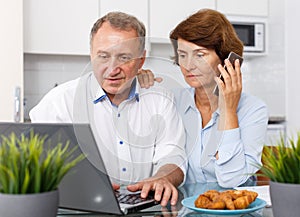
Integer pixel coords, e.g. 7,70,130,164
149,0,216,42
266,122,286,146
24,0,148,55
99,0,149,51
24,0,99,55
99,0,148,32
0,0,23,121
217,0,269,17
24,0,269,55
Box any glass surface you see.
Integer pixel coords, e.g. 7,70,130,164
57,182,273,217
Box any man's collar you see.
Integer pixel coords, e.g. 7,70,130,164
127,78,139,102
93,76,140,104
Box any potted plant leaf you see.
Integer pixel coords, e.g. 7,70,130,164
0,130,85,217
258,132,300,217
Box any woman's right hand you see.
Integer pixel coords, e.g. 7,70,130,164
137,69,163,89
215,58,242,130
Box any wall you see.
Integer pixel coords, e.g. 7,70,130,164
24,0,285,121
0,0,23,121
285,0,300,136
243,0,285,118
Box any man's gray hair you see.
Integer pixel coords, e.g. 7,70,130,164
90,11,146,52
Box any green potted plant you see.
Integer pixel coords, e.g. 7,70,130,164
258,132,300,217
0,131,85,217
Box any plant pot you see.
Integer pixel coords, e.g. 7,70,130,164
270,181,300,217
0,189,59,217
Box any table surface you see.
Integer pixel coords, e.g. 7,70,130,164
57,182,273,217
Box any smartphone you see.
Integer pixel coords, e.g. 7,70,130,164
213,52,244,96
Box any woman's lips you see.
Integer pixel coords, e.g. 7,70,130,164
186,74,200,78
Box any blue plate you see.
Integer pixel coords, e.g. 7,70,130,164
181,196,266,215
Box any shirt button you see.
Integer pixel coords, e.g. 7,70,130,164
119,141,123,145
122,167,126,172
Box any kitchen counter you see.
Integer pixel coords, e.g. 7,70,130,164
268,116,285,124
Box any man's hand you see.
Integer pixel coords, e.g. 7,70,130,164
112,183,120,191
126,164,184,207
137,69,163,88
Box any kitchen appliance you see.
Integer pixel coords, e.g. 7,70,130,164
231,21,265,53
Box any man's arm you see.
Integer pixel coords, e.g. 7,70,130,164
127,164,184,206
127,87,186,206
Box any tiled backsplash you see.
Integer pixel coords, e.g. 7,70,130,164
24,51,285,121
24,54,90,120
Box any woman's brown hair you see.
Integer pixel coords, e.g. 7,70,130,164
170,9,243,65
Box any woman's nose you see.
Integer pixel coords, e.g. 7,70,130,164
183,57,197,71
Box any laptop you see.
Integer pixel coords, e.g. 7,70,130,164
0,122,157,215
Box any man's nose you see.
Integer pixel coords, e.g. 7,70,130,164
104,57,121,77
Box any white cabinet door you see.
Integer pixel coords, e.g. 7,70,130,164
266,124,286,146
24,0,99,55
0,0,23,121
217,0,269,17
99,0,148,35
150,0,216,42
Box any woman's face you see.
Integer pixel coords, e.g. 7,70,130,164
177,38,222,89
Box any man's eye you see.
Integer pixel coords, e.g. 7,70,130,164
97,54,110,62
98,54,109,59
119,55,131,62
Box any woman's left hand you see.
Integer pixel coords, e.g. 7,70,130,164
137,69,163,88
215,58,242,130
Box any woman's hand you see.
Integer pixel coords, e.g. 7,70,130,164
137,69,163,88
215,58,242,130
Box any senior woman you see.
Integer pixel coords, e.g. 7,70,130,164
138,9,268,188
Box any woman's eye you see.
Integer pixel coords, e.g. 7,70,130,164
178,53,186,59
196,53,204,58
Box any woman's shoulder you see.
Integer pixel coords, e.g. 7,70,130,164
238,92,269,122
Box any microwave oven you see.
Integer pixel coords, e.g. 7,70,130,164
231,22,265,53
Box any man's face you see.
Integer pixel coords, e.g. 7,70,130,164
90,22,145,96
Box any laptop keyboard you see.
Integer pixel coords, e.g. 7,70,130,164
115,192,155,205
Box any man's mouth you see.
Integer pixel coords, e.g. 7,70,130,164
105,77,125,84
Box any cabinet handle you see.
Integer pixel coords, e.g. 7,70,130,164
14,86,21,122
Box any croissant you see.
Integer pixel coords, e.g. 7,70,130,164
194,195,211,209
219,192,235,210
194,189,258,210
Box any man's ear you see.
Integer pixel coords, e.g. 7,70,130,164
138,50,146,69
